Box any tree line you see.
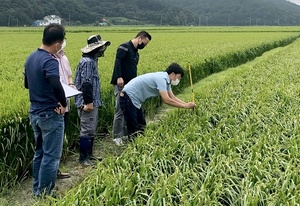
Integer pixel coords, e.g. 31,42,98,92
1,0,300,27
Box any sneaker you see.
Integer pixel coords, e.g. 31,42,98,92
80,159,94,167
113,138,123,146
89,154,103,161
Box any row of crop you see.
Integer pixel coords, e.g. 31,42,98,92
1,30,300,122
0,29,299,191
43,38,300,205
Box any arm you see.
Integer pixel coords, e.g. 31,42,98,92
24,72,28,89
159,90,195,109
114,45,128,88
80,61,95,111
68,76,77,89
61,55,76,89
48,75,67,114
44,58,67,113
167,90,188,104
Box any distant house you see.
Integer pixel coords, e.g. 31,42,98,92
33,15,62,26
99,22,108,26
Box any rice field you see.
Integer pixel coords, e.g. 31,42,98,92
1,26,300,205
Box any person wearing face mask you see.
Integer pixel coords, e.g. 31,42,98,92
24,23,67,197
53,38,75,179
119,62,196,140
74,34,110,166
110,31,152,146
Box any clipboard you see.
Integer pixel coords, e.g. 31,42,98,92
61,83,82,98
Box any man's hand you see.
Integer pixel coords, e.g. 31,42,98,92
54,102,66,114
117,77,124,88
83,103,94,112
185,102,196,109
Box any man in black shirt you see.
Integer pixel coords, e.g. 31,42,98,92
110,31,151,146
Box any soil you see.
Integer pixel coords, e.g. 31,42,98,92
0,107,170,206
0,134,127,206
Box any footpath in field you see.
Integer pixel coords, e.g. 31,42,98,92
0,135,126,206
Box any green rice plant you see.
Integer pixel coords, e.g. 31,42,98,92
2,26,300,196
0,116,33,192
41,34,300,205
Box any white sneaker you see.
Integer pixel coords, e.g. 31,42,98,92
113,138,123,146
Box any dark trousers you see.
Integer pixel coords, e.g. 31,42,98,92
64,112,69,131
119,93,146,139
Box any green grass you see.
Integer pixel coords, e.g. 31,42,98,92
39,36,300,205
1,26,300,201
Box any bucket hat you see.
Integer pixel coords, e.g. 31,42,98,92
81,34,110,54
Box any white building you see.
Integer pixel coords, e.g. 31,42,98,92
33,15,62,26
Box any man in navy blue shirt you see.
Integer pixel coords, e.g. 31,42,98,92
24,23,67,197
110,31,152,146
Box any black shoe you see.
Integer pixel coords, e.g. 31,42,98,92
57,170,70,179
89,154,103,161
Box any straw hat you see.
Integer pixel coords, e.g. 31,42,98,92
81,34,110,54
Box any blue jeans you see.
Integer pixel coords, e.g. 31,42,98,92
29,110,64,196
119,92,146,139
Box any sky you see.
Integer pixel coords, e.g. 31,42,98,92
287,0,300,5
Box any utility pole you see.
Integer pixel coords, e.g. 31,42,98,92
160,14,163,26
198,15,201,26
69,13,71,26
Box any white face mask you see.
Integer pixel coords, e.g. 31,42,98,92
56,39,66,54
171,78,180,86
61,39,66,50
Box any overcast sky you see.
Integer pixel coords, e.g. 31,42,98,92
287,0,300,5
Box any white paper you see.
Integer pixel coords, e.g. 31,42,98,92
61,83,82,98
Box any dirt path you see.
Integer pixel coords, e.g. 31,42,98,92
0,134,126,206
0,106,171,206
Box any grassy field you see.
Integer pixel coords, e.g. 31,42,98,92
1,26,300,120
1,26,300,205
42,36,300,205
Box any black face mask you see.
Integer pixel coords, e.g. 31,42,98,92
96,46,107,57
137,42,145,50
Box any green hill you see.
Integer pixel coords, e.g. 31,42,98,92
1,0,300,26
163,0,300,26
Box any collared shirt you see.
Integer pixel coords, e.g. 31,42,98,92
123,72,171,109
74,57,102,107
55,50,72,85
24,48,62,114
110,41,139,85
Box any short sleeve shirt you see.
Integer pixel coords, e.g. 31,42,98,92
24,48,60,113
123,72,171,109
